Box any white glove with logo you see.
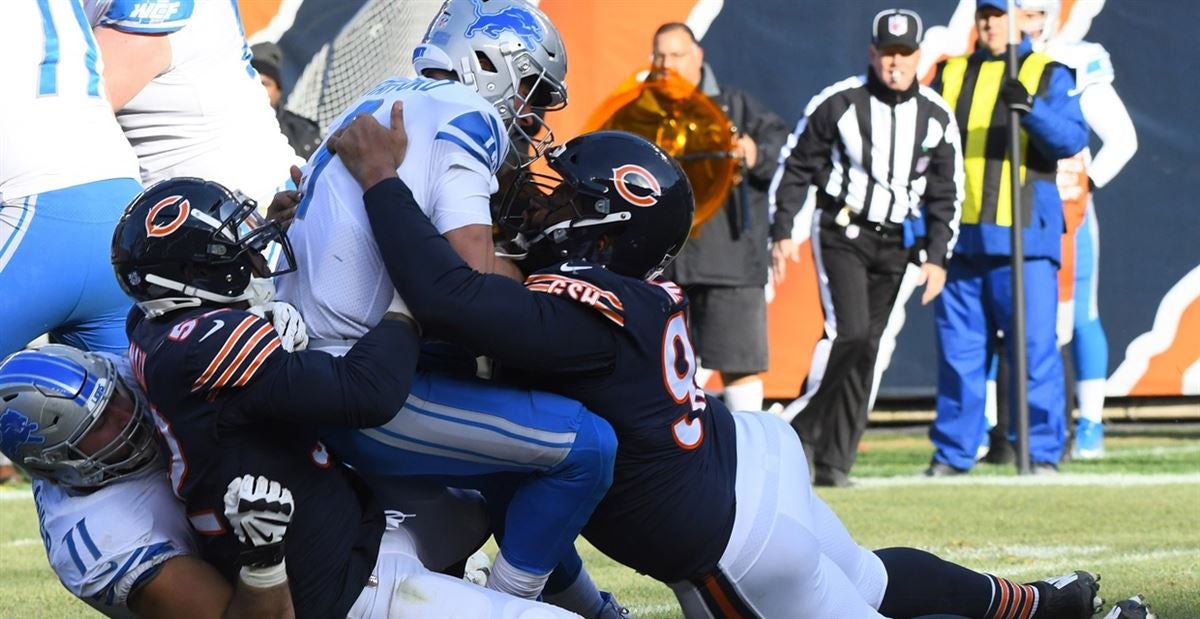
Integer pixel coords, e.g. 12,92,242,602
249,301,309,352
223,475,294,587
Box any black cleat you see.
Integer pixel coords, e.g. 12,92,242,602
1101,595,1155,619
1030,571,1102,619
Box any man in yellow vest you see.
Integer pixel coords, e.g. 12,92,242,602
927,0,1087,476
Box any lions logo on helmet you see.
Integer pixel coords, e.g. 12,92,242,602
0,409,45,456
465,0,544,49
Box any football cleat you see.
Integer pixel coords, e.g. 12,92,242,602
1101,595,1155,619
1029,571,1102,619
1072,419,1105,460
594,591,629,618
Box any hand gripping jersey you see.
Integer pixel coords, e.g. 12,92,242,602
361,180,739,583
277,77,509,341
126,306,415,619
0,0,139,202
83,0,298,204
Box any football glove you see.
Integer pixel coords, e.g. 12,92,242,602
249,301,309,352
224,475,293,587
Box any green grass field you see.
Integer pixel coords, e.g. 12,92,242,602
3,424,1197,618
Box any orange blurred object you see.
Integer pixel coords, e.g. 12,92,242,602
586,69,738,235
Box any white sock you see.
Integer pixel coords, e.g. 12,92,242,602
1076,378,1106,424
486,551,549,600
984,379,998,430
723,378,764,412
543,566,603,617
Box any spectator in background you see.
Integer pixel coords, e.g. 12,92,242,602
652,23,789,413
252,42,323,159
771,9,963,487
926,0,1087,476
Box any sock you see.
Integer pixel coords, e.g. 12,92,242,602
543,564,604,617
876,547,1006,618
1076,378,1105,424
723,378,764,412
486,551,550,600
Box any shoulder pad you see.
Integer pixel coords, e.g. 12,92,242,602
97,0,194,34
1049,41,1114,90
525,263,626,327
435,107,507,176
162,309,283,395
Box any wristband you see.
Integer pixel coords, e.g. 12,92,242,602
240,560,288,589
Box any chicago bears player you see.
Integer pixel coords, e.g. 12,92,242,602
112,177,580,618
0,0,142,357
82,0,300,208
0,344,295,618
330,109,1131,618
274,2,625,613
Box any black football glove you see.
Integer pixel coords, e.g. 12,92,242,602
1000,78,1034,115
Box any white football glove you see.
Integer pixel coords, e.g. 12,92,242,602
249,301,309,352
223,474,294,548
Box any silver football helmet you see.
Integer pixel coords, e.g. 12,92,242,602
1016,0,1060,49
413,0,568,164
0,345,157,490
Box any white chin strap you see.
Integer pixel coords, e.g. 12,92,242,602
137,273,257,318
523,212,632,247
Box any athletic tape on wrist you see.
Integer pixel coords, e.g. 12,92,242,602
240,560,288,589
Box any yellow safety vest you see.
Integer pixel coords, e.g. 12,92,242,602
939,52,1055,227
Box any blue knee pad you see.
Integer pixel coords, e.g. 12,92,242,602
322,370,616,574
0,178,140,356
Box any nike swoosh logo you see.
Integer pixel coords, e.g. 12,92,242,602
560,264,592,273
199,319,225,342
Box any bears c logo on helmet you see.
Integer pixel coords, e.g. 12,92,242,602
145,195,191,238
612,164,662,207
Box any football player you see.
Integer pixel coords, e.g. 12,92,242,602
274,2,626,614
329,107,1128,618
112,176,580,618
0,344,295,618
0,0,143,357
82,0,300,209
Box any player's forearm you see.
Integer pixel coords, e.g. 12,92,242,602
1081,85,1137,188
223,581,294,619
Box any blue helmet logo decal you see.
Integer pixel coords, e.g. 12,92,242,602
465,0,543,50
1,408,45,456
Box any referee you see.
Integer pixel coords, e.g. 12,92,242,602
770,8,963,487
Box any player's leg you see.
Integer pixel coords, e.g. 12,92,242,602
0,179,139,356
931,258,993,472
669,410,885,618
1071,202,1107,458
690,286,768,412
321,369,616,601
347,525,578,619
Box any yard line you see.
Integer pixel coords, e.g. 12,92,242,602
2,538,40,548
0,490,32,502
852,472,1200,488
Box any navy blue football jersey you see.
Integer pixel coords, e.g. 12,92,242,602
127,306,418,618
363,179,738,583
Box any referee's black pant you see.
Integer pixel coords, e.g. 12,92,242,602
793,209,908,480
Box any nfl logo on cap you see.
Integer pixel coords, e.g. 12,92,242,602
888,15,908,36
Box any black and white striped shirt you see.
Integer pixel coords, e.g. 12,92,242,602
770,69,963,265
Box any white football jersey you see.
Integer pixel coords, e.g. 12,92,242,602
84,0,298,205
32,353,195,617
277,77,508,341
0,0,139,203
1044,40,1114,94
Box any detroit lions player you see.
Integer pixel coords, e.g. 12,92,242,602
82,0,300,208
274,2,623,612
113,177,579,618
1018,0,1137,459
332,109,1129,618
0,344,295,618
0,0,142,357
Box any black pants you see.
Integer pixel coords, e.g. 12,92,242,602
793,211,908,477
